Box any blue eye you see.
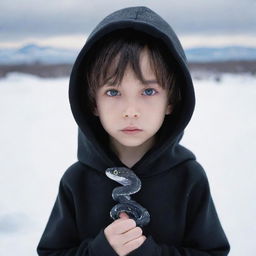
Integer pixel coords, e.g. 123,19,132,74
105,88,157,97
143,88,157,96
106,89,120,97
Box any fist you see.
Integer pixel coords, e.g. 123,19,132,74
104,212,146,256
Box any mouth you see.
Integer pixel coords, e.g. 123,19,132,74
122,126,142,131
121,127,143,134
121,126,142,131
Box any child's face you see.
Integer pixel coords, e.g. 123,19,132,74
93,49,172,149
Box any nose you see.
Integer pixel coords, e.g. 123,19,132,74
123,113,140,118
122,97,141,119
122,108,140,119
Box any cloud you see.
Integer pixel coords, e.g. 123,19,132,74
1,0,256,45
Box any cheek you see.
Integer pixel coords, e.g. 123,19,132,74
96,95,118,109
145,99,168,116
147,110,166,126
141,108,164,129
96,102,117,130
97,100,117,117
145,102,168,125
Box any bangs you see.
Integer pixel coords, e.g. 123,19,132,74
84,29,181,112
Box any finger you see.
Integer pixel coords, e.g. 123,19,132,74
122,227,143,243
119,212,130,219
123,236,146,251
113,218,136,234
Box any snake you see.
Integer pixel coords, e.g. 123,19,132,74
105,167,150,227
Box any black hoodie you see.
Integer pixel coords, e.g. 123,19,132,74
37,6,230,256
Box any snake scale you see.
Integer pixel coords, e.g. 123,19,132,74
105,167,150,227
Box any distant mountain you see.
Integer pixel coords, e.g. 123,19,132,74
186,46,256,62
0,44,79,65
0,44,256,64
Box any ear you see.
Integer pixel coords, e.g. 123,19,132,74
165,104,173,115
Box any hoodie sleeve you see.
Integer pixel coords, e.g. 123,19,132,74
126,171,230,256
37,178,119,256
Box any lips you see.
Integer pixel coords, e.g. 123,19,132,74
121,126,142,131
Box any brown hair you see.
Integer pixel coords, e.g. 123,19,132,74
83,28,182,113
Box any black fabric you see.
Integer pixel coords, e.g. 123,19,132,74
37,6,230,256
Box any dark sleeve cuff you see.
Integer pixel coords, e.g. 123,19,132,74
127,235,160,256
90,229,119,256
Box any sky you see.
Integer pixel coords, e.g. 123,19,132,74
0,0,256,49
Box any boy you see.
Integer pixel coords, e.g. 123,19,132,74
37,6,230,256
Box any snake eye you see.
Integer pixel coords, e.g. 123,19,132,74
113,169,118,175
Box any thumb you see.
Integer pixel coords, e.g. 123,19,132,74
119,212,130,219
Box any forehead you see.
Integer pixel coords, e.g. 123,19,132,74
92,36,171,91
105,48,158,83
139,48,156,75
104,65,159,87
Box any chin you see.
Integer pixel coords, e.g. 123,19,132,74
120,141,145,148
115,135,152,148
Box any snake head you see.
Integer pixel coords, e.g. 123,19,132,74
105,167,133,186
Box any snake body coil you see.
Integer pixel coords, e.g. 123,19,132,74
105,167,150,227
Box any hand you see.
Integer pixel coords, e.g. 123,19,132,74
104,212,147,256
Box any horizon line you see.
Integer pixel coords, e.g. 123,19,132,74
1,34,256,49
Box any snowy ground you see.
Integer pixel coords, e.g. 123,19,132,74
0,72,255,255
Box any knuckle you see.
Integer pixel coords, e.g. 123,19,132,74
107,225,113,234
136,237,143,246
141,236,146,243
129,219,136,227
138,235,144,241
135,227,142,236
130,237,141,247
124,241,136,251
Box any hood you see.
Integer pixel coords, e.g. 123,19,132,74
69,6,196,177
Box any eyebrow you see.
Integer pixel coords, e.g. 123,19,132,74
104,80,159,87
143,80,158,85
